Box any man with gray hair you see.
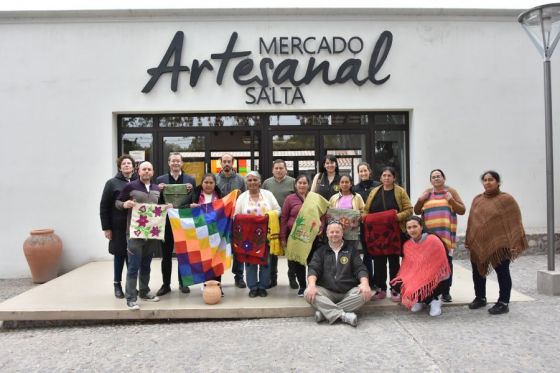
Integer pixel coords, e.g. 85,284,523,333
305,221,372,326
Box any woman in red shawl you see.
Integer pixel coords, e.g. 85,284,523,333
391,216,451,317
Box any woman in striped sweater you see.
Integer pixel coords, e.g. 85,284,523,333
414,169,465,302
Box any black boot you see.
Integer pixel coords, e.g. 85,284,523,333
288,275,299,290
113,282,124,299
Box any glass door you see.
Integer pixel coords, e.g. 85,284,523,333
321,130,369,183
158,132,209,184
209,129,261,176
271,131,318,181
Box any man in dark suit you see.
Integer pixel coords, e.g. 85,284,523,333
155,152,195,296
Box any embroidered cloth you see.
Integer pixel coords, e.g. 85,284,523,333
324,208,361,241
129,203,168,240
286,192,330,265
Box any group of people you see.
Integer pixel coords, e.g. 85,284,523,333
100,153,528,324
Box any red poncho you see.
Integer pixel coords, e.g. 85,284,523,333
390,234,450,309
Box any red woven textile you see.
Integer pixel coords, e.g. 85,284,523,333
232,214,269,264
363,210,402,256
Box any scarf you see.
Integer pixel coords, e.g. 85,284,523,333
466,191,528,277
266,210,283,255
324,208,362,241
390,234,450,309
421,188,458,249
363,210,401,256
286,192,330,265
232,214,269,264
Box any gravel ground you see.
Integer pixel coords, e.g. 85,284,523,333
0,255,559,372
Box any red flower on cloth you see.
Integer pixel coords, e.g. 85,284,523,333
136,215,149,227
154,206,162,217
150,226,161,237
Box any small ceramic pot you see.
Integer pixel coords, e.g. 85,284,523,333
202,280,221,305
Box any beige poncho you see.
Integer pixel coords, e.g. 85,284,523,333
466,191,528,277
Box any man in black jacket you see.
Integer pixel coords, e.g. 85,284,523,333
155,152,196,296
305,221,372,326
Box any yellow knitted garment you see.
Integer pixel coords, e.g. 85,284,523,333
266,210,283,255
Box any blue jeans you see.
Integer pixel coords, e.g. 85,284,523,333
113,254,128,283
125,239,159,301
232,255,245,281
246,257,271,291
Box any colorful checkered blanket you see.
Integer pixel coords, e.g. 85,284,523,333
167,190,240,285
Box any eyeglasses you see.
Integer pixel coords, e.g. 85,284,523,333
431,175,443,179
327,220,341,226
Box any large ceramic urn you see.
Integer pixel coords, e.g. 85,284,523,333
22,229,63,284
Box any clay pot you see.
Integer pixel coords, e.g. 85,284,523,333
202,280,222,305
23,229,63,284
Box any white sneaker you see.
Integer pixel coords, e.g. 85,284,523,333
429,296,442,317
341,312,358,327
126,300,140,310
139,294,160,302
411,302,424,313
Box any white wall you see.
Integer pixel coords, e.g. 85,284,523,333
0,11,558,277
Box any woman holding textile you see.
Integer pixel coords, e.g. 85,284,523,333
363,166,413,302
311,155,341,200
99,155,137,299
414,169,465,302
465,171,528,315
184,173,224,290
281,175,311,297
391,216,451,317
328,175,365,251
234,171,281,298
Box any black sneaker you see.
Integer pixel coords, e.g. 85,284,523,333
289,277,299,290
258,289,268,297
442,293,452,303
468,297,487,309
114,283,124,299
156,285,171,296
297,288,305,297
235,278,247,289
488,302,509,315
248,289,258,298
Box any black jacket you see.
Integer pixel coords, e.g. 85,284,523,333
353,179,381,202
99,172,136,255
308,241,368,293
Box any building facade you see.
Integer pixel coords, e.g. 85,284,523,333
1,6,558,277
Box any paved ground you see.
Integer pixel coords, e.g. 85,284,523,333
0,255,559,372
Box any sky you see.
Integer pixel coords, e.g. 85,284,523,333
0,0,547,12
